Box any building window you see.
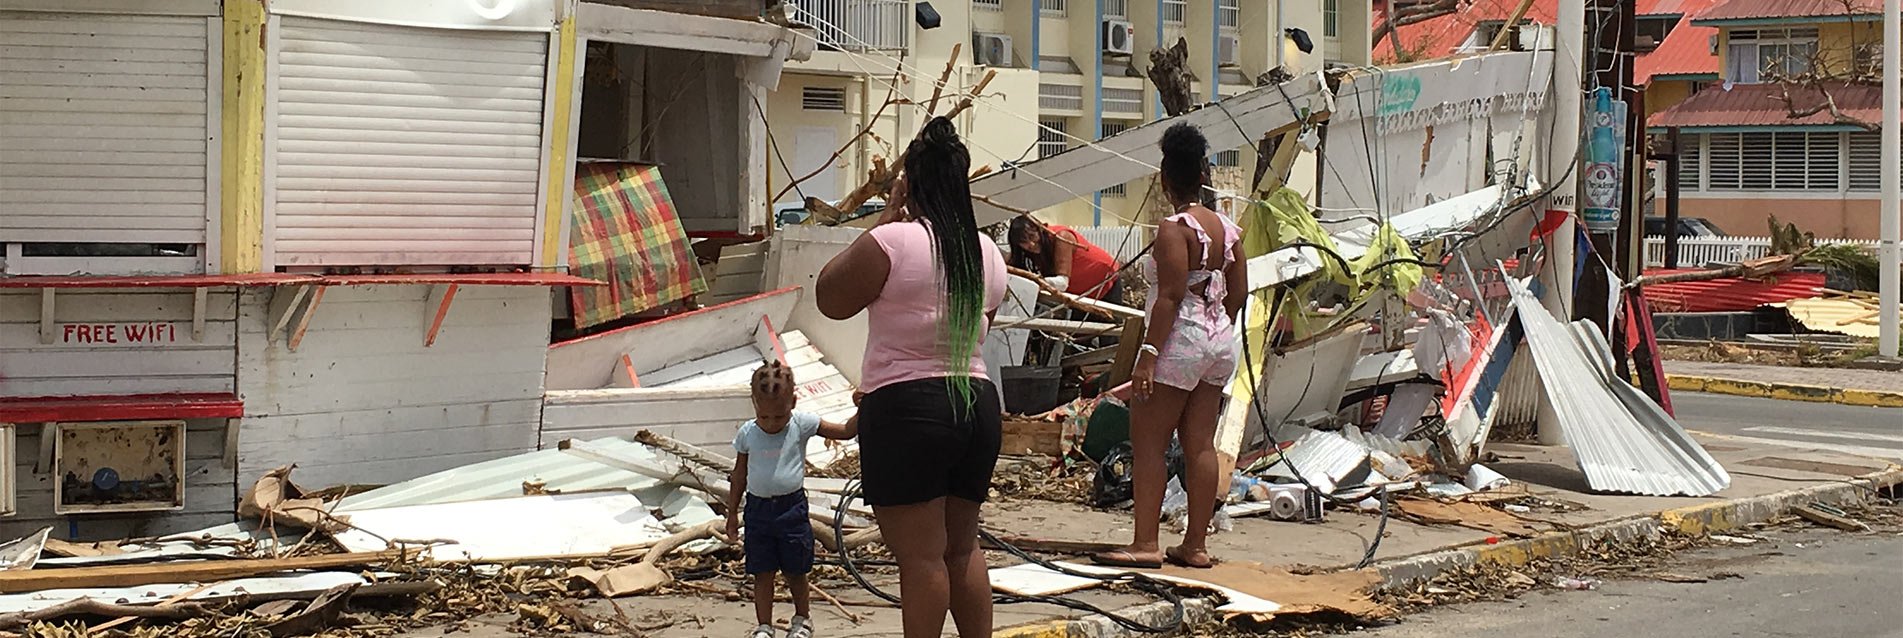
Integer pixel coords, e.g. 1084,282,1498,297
1219,0,1241,29
1324,0,1339,38
1103,0,1127,17
1724,28,1818,83
973,0,1003,10
1040,0,1067,16
1102,87,1145,116
1848,131,1886,191
1162,0,1187,24
1039,119,1069,159
1677,136,1702,190
1214,149,1242,167
1038,83,1083,111
1101,122,1131,195
1636,16,1675,51
802,86,847,111
1702,131,1839,192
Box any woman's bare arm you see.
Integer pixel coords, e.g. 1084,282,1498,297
814,232,892,320
1223,238,1249,321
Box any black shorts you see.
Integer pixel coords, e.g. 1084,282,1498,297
857,377,1002,507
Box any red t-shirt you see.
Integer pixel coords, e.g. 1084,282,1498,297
1050,225,1119,300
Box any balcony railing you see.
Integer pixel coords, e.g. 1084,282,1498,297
791,0,910,53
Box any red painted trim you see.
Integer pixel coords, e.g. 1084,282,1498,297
687,231,768,241
550,286,802,349
619,353,642,388
0,272,603,289
759,314,788,364
0,273,314,289
424,283,459,347
320,273,604,286
0,393,244,423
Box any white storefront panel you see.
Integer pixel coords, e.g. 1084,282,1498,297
268,16,550,266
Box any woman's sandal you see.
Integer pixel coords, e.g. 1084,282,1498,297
1164,545,1214,569
1090,549,1163,569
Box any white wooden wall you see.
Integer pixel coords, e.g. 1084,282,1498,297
235,285,550,487
0,289,239,539
0,290,238,398
0,420,235,540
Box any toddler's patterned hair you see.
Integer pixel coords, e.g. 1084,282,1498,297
752,359,795,399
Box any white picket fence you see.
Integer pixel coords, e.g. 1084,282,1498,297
1072,225,1153,266
1642,236,1879,268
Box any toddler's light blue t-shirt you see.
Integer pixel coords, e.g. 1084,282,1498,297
732,411,821,498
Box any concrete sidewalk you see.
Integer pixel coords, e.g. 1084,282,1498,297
389,435,1901,638
1664,360,1903,407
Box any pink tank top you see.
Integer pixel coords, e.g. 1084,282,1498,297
861,221,1008,393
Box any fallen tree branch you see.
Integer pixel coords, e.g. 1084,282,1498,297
1627,254,1797,288
0,598,208,631
1372,0,1459,49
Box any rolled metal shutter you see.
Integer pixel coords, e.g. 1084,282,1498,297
271,17,548,266
0,11,212,244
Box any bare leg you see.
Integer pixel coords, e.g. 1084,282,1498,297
1108,383,1192,563
874,499,952,638
786,572,811,619
1170,382,1227,567
752,573,776,625
943,496,993,637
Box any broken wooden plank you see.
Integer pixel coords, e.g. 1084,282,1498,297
1794,504,1871,532
0,550,414,594
1000,419,1063,456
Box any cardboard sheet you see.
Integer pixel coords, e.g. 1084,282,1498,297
1394,498,1544,538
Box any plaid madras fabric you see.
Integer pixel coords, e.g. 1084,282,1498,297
568,162,705,328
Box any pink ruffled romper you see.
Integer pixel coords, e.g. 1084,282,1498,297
1143,209,1243,391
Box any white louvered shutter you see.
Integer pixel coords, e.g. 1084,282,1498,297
271,17,548,267
0,12,212,244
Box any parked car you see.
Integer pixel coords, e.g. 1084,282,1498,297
1643,216,1726,238
772,198,886,226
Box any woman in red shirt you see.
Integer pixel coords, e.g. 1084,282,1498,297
1007,216,1123,303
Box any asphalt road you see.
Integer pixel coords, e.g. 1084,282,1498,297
1350,526,1903,638
1672,392,1903,461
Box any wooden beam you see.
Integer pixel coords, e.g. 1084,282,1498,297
1109,317,1145,386
191,287,209,342
0,550,415,594
38,289,54,344
266,285,312,344
423,283,459,347
286,286,325,352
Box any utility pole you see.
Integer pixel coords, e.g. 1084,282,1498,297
1574,0,1635,330
1537,0,1587,446
1881,0,1899,358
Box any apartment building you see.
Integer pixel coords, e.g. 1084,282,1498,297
767,0,1372,228
1650,0,1890,239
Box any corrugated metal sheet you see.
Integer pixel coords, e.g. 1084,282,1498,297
1507,278,1730,497
1258,428,1374,495
1694,0,1880,22
271,16,548,266
335,437,668,511
1640,270,1825,312
1650,82,1884,129
1774,296,1892,338
0,12,213,244
1636,2,1723,82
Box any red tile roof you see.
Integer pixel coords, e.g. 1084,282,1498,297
1635,0,1725,82
1373,0,1558,63
1693,0,1881,23
1648,81,1883,128
1373,0,1720,78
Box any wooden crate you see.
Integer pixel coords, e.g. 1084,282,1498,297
999,419,1063,457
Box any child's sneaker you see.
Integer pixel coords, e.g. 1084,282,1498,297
749,623,775,638
787,616,813,638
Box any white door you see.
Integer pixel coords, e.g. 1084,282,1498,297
790,127,840,204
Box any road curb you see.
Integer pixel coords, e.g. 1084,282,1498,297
1666,374,1903,408
990,467,1903,637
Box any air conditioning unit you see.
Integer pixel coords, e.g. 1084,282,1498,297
973,32,1013,67
1218,34,1241,67
1102,19,1135,55
52,420,187,514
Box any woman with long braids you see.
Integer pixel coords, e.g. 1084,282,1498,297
1092,123,1246,570
814,117,1007,638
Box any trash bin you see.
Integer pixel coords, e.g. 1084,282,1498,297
1001,365,1062,415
